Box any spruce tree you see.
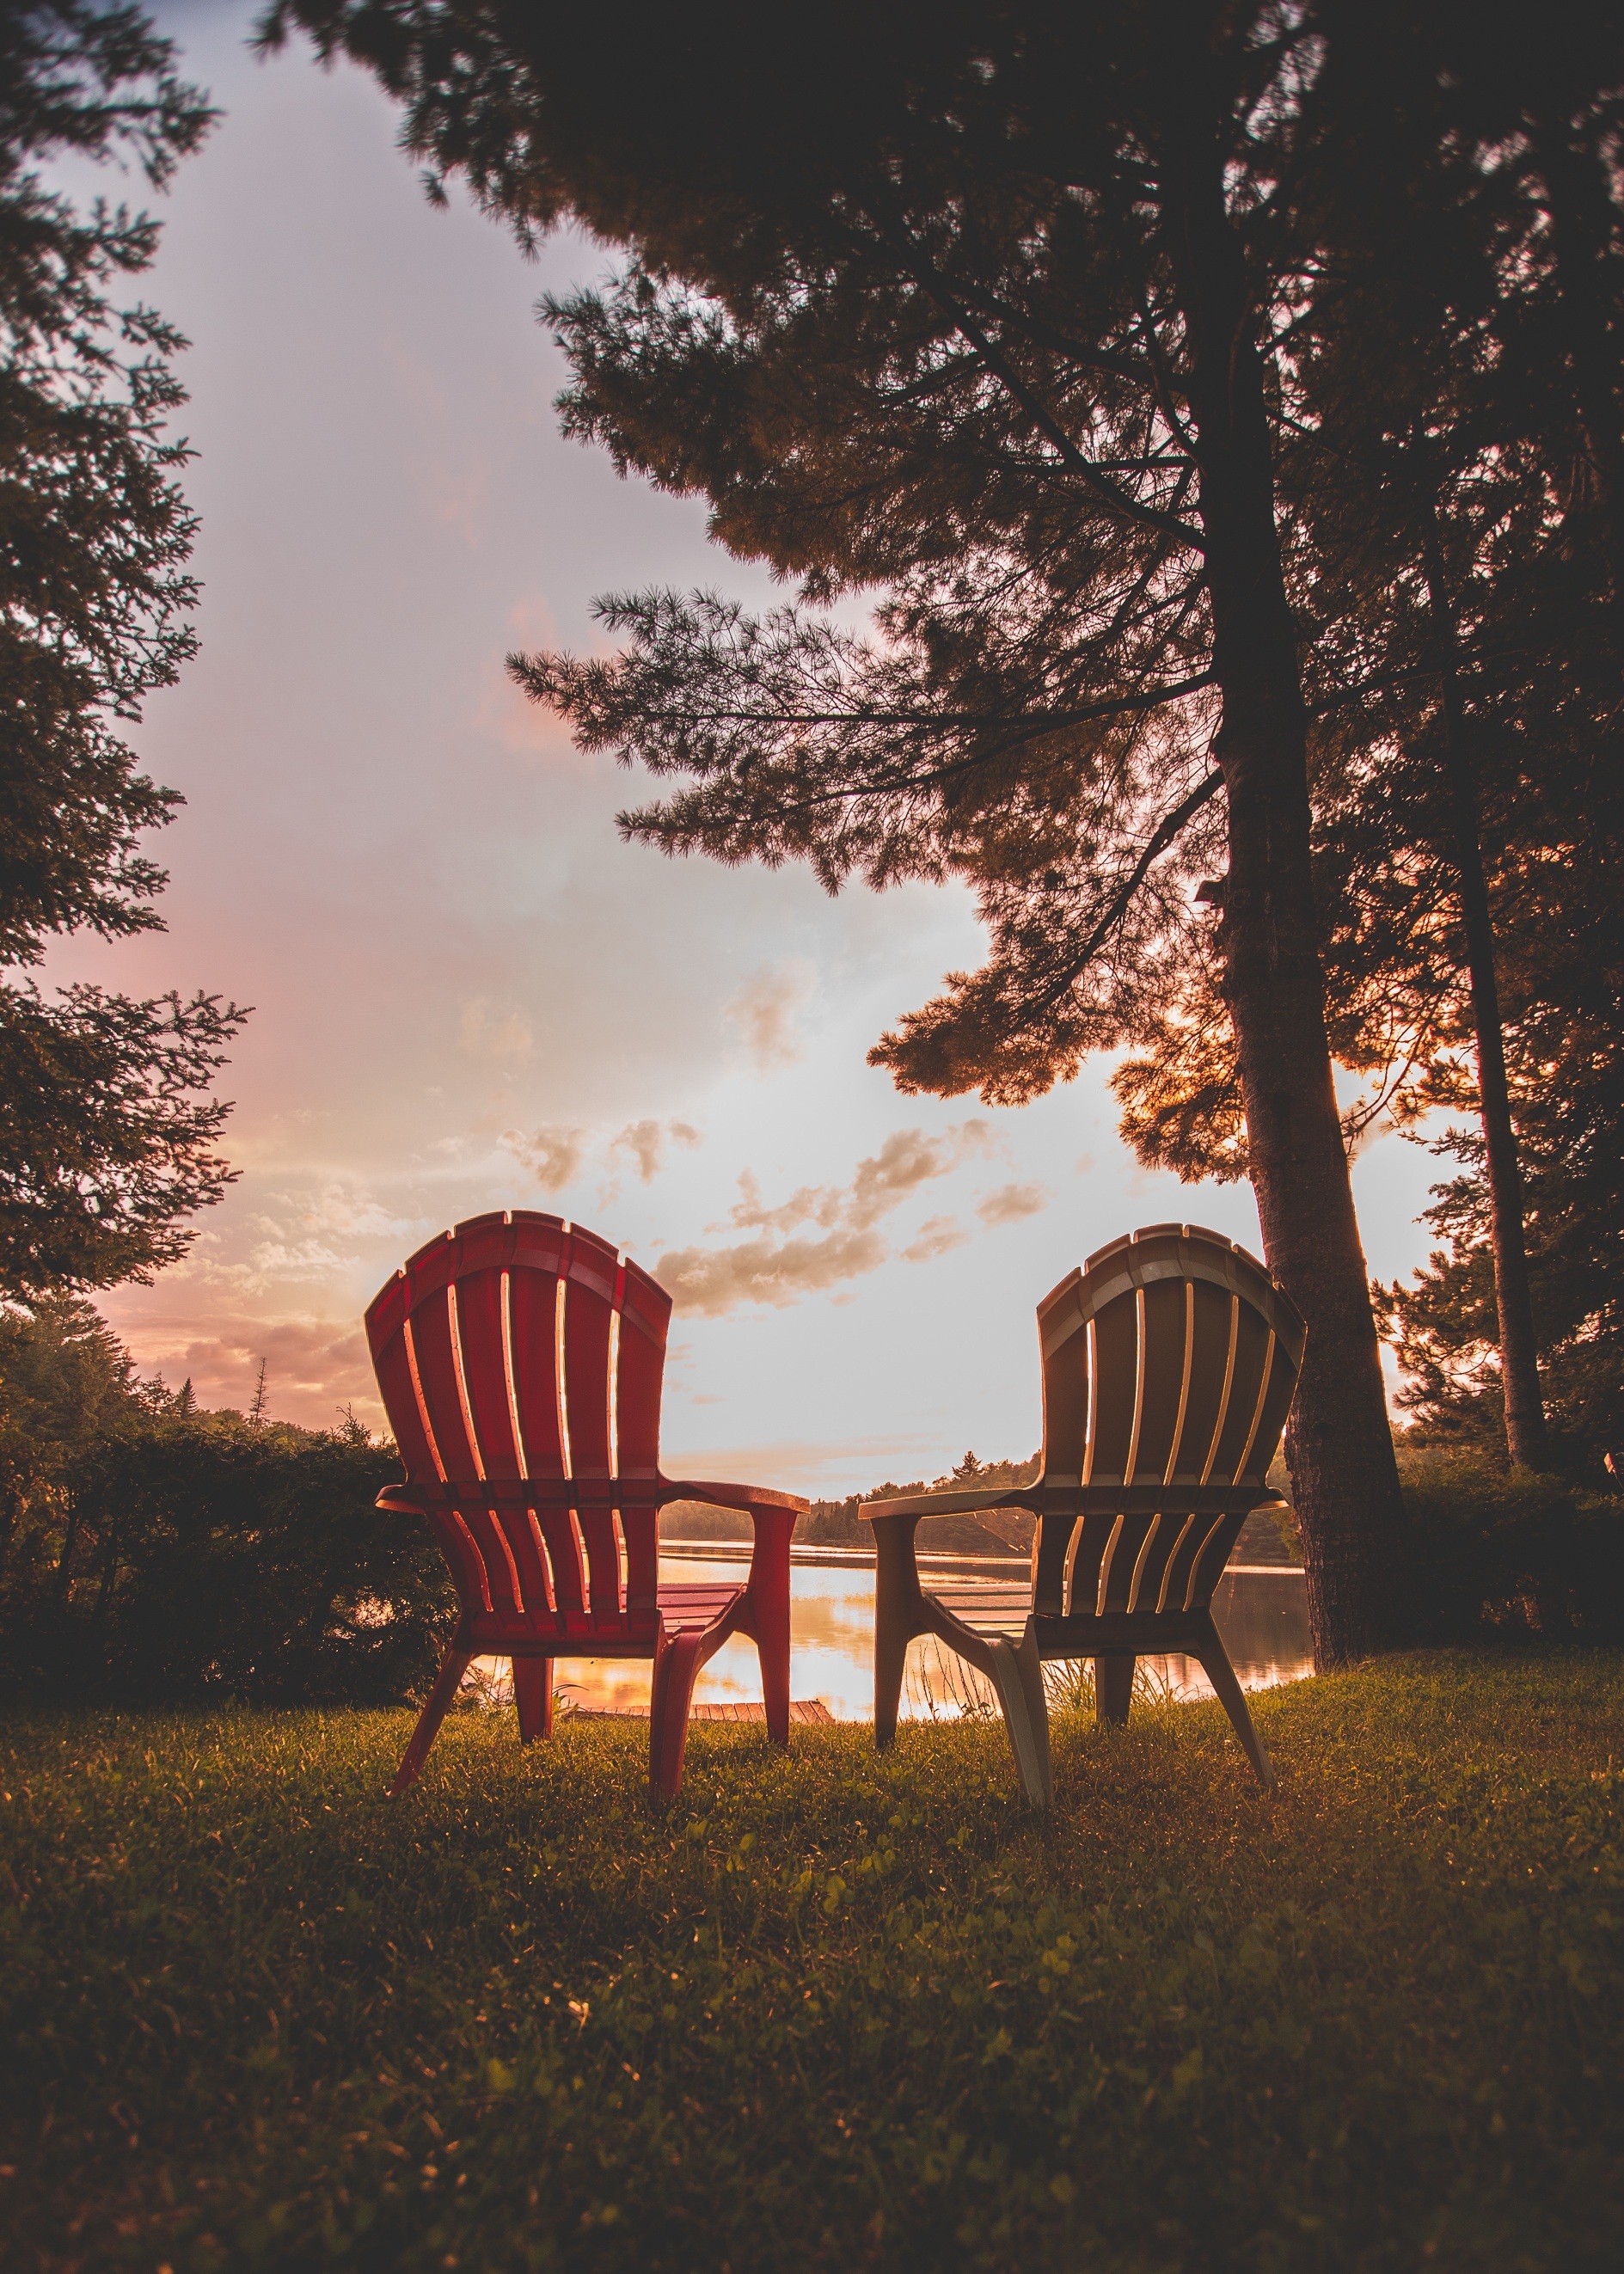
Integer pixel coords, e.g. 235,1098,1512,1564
0,4,246,1296
261,0,1618,1658
264,0,1420,1662
1126,0,1623,1474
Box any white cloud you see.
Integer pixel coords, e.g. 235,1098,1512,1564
902,1216,969,1262
847,1122,992,1229
659,1120,993,1315
726,1168,843,1235
503,1124,586,1192
290,1182,417,1239
977,1181,1051,1227
179,1232,357,1296
725,959,816,1071
612,1117,704,1182
460,995,533,1062
655,1229,886,1316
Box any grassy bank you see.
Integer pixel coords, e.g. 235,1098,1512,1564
3,1654,1622,2271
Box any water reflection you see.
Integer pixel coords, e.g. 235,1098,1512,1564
493,1556,1312,1721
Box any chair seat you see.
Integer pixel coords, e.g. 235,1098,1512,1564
468,1578,748,1657
656,1580,751,1633
924,1583,1034,1638
927,1585,1217,1658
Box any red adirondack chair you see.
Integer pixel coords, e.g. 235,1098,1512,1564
365,1210,806,1799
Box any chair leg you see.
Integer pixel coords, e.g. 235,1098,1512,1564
513,1657,553,1744
649,1627,708,1800
873,1601,911,1750
1194,1620,1274,1790
389,1639,472,1797
1096,1652,1135,1726
752,1589,791,1750
988,1632,1054,1808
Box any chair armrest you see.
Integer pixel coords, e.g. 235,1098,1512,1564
861,1486,1034,1520
659,1475,806,1515
865,1504,928,1610
659,1477,806,1597
375,1483,427,1514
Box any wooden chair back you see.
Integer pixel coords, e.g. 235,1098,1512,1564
365,1211,672,1644
1031,1223,1305,1621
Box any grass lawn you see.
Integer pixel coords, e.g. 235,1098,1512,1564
3,1652,1622,2273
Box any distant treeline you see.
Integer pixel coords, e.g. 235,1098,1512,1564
795,1451,1041,1551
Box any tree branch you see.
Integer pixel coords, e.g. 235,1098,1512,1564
548,667,1216,739
852,201,1207,551
1018,767,1225,1018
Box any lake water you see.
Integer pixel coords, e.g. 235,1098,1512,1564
477,1553,1313,1720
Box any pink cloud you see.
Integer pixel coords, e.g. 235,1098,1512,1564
977,1181,1051,1227
902,1216,969,1262
725,960,815,1070
654,1229,886,1316
503,1124,586,1192
847,1123,991,1229
125,1314,377,1425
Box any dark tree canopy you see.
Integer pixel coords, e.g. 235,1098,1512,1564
1378,751,1624,1473
267,0,1623,1653
0,4,245,1297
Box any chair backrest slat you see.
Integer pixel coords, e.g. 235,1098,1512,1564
1182,1280,1239,1482
532,1505,585,1621
1134,1278,1191,1482
616,1273,667,1484
408,1284,481,1482
557,1227,623,1625
1086,1299,1138,1481
560,1228,619,1479
1031,1225,1305,1620
365,1210,675,1640
452,1264,523,1480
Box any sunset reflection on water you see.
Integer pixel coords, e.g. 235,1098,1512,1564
479,1555,1313,1722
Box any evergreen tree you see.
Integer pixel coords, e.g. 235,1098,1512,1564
0,3,246,1296
264,0,1426,1662
269,0,1615,1654
1377,764,1624,1473
267,0,1443,1660
986,0,1621,1485
1121,0,1623,1472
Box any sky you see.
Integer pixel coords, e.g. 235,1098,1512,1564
52,2,1445,1496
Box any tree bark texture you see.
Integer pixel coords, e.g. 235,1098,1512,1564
1163,124,1405,1665
1424,533,1550,1470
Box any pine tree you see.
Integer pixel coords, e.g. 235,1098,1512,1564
1376,750,1624,1472
267,0,1621,1656
264,0,1427,1661
0,4,246,1296
1076,0,1621,1475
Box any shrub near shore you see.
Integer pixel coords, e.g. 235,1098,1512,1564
3,1651,1621,2271
0,1300,453,1702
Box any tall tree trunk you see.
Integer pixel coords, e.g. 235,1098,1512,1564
54,1493,80,1605
1423,529,1550,1470
1531,116,1624,626
1164,125,1405,1667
